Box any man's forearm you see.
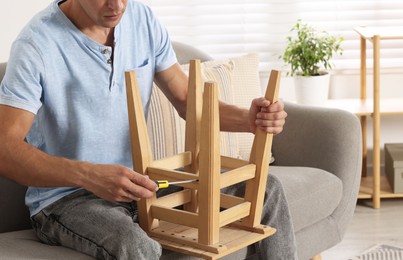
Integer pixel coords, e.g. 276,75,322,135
0,137,158,202
0,138,85,188
218,101,251,133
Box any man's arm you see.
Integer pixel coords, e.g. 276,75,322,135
0,105,157,202
154,63,287,134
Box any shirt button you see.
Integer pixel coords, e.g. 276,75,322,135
102,49,109,54
107,59,112,64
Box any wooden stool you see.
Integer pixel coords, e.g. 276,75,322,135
125,60,281,260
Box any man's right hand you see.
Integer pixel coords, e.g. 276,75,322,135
80,163,158,202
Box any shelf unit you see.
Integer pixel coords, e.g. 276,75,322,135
325,98,403,204
325,26,403,208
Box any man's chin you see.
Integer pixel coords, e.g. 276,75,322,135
100,19,122,28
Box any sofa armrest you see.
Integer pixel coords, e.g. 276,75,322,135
172,42,212,64
273,102,362,171
272,102,362,233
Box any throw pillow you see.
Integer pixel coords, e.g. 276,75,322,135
147,61,241,161
201,54,263,160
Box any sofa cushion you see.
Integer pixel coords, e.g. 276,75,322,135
0,230,93,260
148,61,241,160
270,166,343,232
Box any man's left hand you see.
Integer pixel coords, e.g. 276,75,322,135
249,98,287,135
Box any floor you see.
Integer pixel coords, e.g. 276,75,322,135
321,198,403,260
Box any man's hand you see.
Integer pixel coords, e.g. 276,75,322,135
81,164,158,203
249,98,287,134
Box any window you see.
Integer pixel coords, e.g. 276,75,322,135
139,0,403,71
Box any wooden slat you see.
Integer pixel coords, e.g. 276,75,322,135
221,156,250,169
220,194,245,209
151,206,199,228
220,164,256,189
147,167,199,190
219,202,251,227
154,189,192,208
125,71,158,231
151,151,192,169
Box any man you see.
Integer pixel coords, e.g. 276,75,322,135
0,0,296,259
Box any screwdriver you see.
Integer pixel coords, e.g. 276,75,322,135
154,179,198,189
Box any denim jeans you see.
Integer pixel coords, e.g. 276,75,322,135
31,174,297,260
31,190,162,260
222,174,298,260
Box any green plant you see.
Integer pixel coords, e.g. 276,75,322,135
281,20,344,76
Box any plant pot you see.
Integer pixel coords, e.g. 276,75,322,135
294,72,330,106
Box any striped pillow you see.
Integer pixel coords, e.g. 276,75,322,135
200,54,262,160
147,61,241,161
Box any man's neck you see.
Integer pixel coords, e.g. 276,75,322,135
59,1,115,46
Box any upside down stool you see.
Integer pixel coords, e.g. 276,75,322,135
125,60,281,260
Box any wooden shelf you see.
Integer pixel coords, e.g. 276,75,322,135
359,176,403,199
354,26,403,40
334,27,403,208
325,98,403,116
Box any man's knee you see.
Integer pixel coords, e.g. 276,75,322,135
108,220,162,260
266,174,286,199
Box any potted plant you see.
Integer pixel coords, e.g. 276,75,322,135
281,20,344,105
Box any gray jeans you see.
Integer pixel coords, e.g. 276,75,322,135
31,174,297,260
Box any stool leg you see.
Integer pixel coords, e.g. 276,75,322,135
198,82,221,245
125,71,157,231
243,70,281,227
184,60,203,212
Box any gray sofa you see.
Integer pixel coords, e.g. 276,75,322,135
0,42,362,259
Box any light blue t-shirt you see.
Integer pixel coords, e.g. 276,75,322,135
0,0,177,216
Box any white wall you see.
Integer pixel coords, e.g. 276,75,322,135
0,1,51,62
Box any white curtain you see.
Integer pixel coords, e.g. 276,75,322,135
138,0,403,71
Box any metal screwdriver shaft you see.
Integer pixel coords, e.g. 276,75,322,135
154,179,198,189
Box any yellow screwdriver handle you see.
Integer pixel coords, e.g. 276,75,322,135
155,180,169,189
